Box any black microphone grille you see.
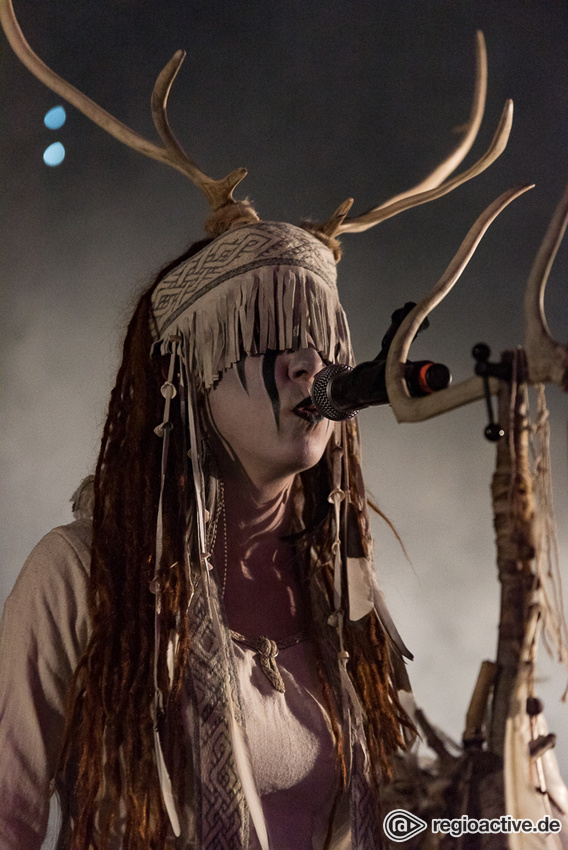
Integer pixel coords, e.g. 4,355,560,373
310,364,357,421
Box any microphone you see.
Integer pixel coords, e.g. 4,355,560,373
310,358,452,421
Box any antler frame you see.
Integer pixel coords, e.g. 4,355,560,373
385,182,568,423
319,31,514,239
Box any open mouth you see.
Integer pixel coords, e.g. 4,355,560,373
293,397,324,424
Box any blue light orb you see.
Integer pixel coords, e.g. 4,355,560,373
43,142,66,166
44,105,67,130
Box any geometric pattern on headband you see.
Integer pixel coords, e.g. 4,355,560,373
151,221,338,338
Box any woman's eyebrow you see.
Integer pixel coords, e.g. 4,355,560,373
262,349,280,429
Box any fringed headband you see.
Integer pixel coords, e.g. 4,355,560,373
150,221,353,388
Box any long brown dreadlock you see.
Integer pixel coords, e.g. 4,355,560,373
58,240,412,849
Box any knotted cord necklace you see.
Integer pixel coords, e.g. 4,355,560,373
210,477,308,693
229,630,308,693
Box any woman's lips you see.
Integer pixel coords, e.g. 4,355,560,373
293,397,324,424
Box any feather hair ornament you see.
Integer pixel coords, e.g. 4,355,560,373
153,329,272,847
151,337,183,837
327,425,372,781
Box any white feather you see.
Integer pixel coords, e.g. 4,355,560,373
373,583,414,660
346,554,413,660
153,722,181,837
338,657,369,777
226,681,270,850
346,556,374,621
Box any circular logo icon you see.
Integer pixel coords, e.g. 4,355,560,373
383,809,428,842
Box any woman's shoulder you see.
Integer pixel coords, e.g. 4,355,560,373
18,518,92,583
4,519,93,633
35,518,92,568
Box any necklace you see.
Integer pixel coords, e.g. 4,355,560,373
211,478,306,693
230,629,308,693
208,478,228,595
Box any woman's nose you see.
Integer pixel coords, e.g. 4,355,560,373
286,347,325,384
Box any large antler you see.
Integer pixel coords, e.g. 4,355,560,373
318,32,513,239
524,182,568,390
385,185,535,422
0,0,248,212
386,181,568,423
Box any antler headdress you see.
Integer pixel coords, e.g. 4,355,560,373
0,4,510,248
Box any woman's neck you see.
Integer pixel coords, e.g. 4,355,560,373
212,467,307,638
223,474,293,547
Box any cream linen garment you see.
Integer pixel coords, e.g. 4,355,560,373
0,521,351,849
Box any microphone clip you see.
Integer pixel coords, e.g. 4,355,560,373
472,343,511,441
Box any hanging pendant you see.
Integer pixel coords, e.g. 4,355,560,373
256,636,286,693
230,629,308,694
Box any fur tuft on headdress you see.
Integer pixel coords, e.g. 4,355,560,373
204,200,260,238
301,221,344,263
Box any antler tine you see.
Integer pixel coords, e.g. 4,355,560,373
317,198,355,236
373,30,488,213
151,51,200,166
386,184,534,423
335,99,513,235
524,181,568,390
151,51,247,209
0,0,246,209
316,31,513,240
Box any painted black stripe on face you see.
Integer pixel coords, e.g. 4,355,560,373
236,356,248,394
262,349,280,429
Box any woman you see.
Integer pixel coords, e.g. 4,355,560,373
0,217,412,850
0,10,507,845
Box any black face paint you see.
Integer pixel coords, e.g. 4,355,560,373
236,356,248,394
262,349,280,429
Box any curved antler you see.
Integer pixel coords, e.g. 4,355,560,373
524,181,568,390
336,102,513,235
318,32,513,238
368,31,487,212
0,0,247,211
385,184,534,423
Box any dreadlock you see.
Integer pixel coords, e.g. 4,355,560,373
58,241,411,848
59,242,210,849
300,421,413,787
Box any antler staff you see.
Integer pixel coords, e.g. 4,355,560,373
524,181,568,389
385,181,568,423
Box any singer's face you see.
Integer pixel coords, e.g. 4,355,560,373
206,346,334,490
